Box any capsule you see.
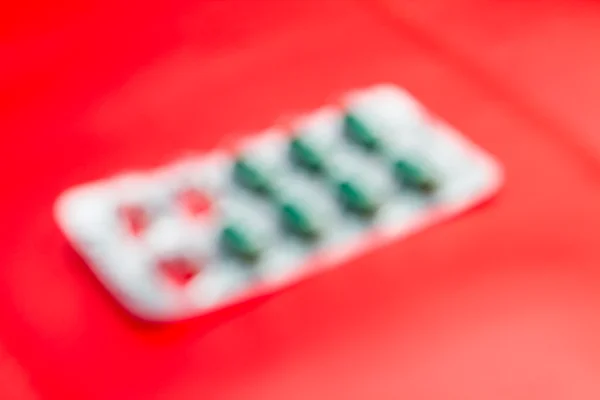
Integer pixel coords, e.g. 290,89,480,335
393,159,438,194
344,113,381,151
280,202,320,239
289,137,325,173
220,224,262,261
233,158,273,195
337,180,379,216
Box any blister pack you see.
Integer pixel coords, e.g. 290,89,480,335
55,84,503,321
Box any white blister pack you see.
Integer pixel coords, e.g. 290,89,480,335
55,84,503,321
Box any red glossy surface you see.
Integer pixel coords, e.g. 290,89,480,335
2,0,600,398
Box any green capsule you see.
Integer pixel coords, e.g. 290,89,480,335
280,202,320,239
344,113,380,151
289,138,325,173
337,180,379,216
233,159,273,195
393,159,438,194
220,225,261,261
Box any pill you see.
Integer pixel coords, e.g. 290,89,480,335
344,113,381,151
289,137,326,173
337,180,379,216
393,159,438,194
220,224,262,261
233,158,273,195
280,202,321,238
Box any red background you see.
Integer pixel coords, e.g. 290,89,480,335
2,0,600,398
